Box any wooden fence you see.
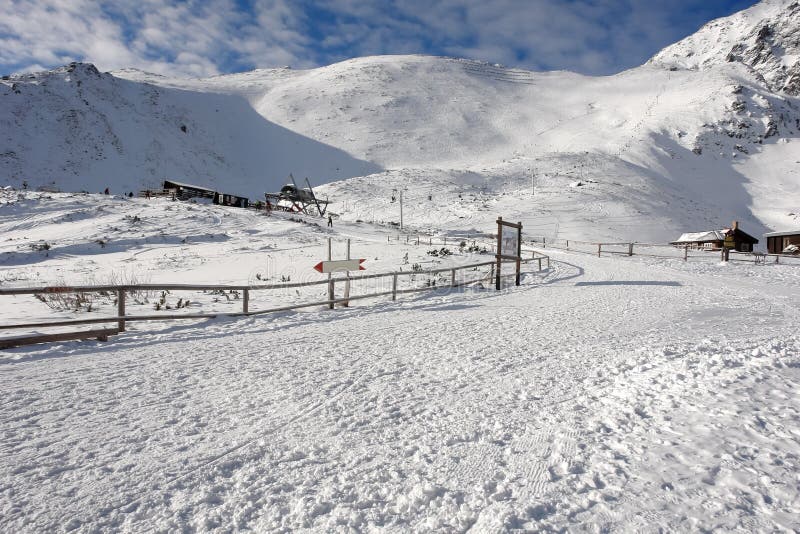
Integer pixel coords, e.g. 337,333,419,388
526,237,800,265
0,254,550,348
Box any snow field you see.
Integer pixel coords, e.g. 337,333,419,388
1,229,799,531
0,192,510,336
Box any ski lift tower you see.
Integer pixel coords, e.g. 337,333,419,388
392,188,404,230
265,174,330,216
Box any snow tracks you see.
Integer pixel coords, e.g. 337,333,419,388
1,253,799,531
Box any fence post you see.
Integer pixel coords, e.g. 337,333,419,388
597,243,602,257
392,273,398,301
117,289,126,332
416,236,419,245
429,237,432,245
684,245,688,261
243,288,249,314
451,269,456,287
628,243,633,256
538,258,542,271
543,237,546,248
547,257,550,269
406,235,409,243
343,239,351,307
566,240,569,250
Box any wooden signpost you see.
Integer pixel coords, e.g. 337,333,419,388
317,238,365,308
313,259,366,273
495,217,523,290
722,234,734,262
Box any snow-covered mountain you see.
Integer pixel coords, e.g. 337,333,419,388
650,0,800,95
1,0,798,242
0,63,379,197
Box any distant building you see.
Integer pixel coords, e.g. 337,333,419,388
671,221,758,252
162,180,215,201
213,192,249,208
764,229,800,254
162,180,249,208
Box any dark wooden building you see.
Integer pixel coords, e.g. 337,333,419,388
764,229,800,254
213,192,249,208
162,180,249,208
163,180,215,201
671,221,758,252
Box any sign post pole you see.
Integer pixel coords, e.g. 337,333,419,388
723,233,735,262
516,222,522,286
328,237,334,309
496,217,503,290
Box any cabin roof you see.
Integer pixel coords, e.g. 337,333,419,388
672,230,727,243
764,229,800,238
163,180,215,193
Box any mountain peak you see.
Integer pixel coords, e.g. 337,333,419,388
650,0,800,94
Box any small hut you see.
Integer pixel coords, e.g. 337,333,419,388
213,192,249,208
764,229,800,254
162,180,215,201
671,221,758,252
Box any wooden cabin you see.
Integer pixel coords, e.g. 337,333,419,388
671,221,758,252
162,180,249,208
162,180,215,201
764,229,800,254
213,192,249,208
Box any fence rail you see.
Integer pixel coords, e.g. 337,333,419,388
0,255,550,341
525,236,800,265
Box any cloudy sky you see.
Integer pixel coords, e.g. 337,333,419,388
0,0,756,77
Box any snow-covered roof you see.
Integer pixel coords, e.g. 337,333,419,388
764,229,800,238
673,230,727,243
163,180,215,192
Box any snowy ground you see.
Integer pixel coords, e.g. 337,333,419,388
1,193,799,532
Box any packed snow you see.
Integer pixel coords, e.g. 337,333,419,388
1,191,799,532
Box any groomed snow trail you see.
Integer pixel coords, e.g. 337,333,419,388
1,252,799,532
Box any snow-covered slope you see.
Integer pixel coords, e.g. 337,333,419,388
1,0,799,241
0,63,379,198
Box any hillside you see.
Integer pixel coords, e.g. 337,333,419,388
1,0,799,242
0,63,379,198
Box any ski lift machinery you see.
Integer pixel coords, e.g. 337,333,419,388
265,174,330,216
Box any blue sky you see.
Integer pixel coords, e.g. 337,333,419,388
0,0,757,77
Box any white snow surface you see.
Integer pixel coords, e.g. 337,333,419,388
1,191,799,532
2,2,800,530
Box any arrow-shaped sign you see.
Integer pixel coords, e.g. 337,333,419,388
314,259,366,273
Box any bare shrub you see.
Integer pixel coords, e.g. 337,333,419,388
33,268,153,312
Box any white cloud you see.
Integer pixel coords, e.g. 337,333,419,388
0,0,757,77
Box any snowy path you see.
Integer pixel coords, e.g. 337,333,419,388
1,252,799,531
